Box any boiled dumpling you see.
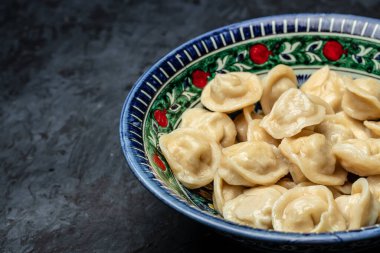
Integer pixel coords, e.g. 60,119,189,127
315,112,370,145
246,119,280,146
279,133,347,185
201,72,263,113
213,174,245,213
342,78,380,120
329,182,352,198
368,176,380,202
272,185,346,232
220,141,290,186
180,108,236,147
233,106,263,142
159,128,221,189
333,138,380,176
306,94,335,114
336,178,380,229
300,66,346,112
277,177,297,189
260,64,298,115
223,185,287,229
364,121,380,137
260,88,326,139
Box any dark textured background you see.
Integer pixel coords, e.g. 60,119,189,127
1,0,380,252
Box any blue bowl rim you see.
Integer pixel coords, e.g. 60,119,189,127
120,13,380,244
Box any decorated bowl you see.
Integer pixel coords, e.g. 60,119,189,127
120,14,380,252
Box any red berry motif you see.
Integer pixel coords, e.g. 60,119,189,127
323,40,346,61
249,43,272,64
154,109,168,127
191,69,210,88
153,154,166,171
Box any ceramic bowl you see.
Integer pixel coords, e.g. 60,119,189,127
120,14,380,252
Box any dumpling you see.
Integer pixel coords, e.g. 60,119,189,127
201,72,263,113
279,133,347,185
218,164,253,187
306,94,335,114
260,88,326,139
234,106,263,142
368,176,380,202
333,138,380,176
159,128,221,189
246,119,280,146
213,174,245,213
260,64,298,115
300,66,346,112
220,141,290,186
329,182,352,198
342,78,380,120
277,177,297,189
315,112,371,145
180,108,236,147
364,121,380,137
335,178,380,229
272,185,346,232
223,185,287,229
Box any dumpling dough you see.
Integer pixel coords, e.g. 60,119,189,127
220,141,290,186
180,108,236,147
342,78,380,120
272,185,346,232
223,185,287,229
333,138,380,176
201,72,263,113
368,176,380,202
336,178,380,229
306,94,335,114
260,64,298,115
315,112,371,145
260,88,326,139
277,177,297,189
300,66,346,112
364,121,380,137
247,119,280,146
234,106,263,142
159,128,221,189
279,133,347,185
213,174,245,213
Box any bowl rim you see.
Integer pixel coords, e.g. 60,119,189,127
120,13,380,244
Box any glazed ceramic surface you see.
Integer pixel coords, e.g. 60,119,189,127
120,14,380,252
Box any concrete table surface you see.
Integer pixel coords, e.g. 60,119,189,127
1,0,380,252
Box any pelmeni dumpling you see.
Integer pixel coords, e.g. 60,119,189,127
342,78,380,120
306,94,335,114
333,138,380,176
223,185,287,229
277,177,297,189
159,128,221,189
329,182,352,198
279,133,347,185
272,185,346,232
247,119,280,146
180,108,236,147
368,176,380,202
260,64,298,115
300,66,346,112
335,178,380,229
213,174,245,213
364,121,380,137
221,141,290,186
260,88,326,139
201,72,263,113
234,106,263,142
315,112,371,145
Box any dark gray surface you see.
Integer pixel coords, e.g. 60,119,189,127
1,0,380,252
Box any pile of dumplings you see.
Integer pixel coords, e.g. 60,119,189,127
159,64,380,233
